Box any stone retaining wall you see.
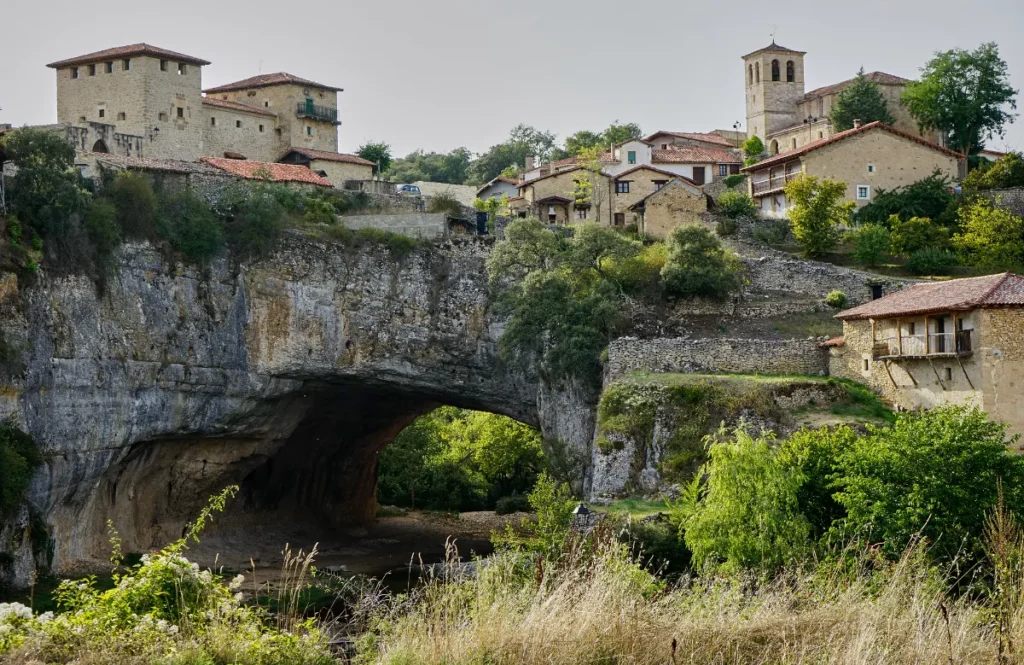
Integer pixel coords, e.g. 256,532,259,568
741,250,914,304
337,213,448,239
985,187,1024,217
605,336,829,381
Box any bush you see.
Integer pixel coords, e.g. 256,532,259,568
742,135,764,160
855,171,954,226
300,195,338,226
226,187,285,258
0,419,42,520
607,243,666,297
495,494,532,515
962,151,1024,191
889,215,950,256
158,191,223,262
0,127,86,238
751,218,792,246
621,515,692,576
714,217,737,237
824,290,848,309
906,247,959,275
785,175,855,257
723,173,747,189
661,225,744,300
426,191,464,217
83,199,121,266
849,224,890,266
105,171,158,239
952,198,1024,272
716,190,758,219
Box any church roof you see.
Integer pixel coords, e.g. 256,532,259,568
742,41,805,59
804,71,910,100
47,43,211,68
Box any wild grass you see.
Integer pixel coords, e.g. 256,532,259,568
598,497,668,518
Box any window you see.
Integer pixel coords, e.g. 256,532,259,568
653,180,668,191
944,367,953,381
627,151,636,164
863,359,870,372
908,322,916,335
117,112,126,121
576,208,588,220
105,62,113,73
730,164,740,174
210,117,217,126
786,60,794,82
98,109,105,118
867,164,875,173
856,185,870,200
718,164,728,177
748,64,753,85
614,213,626,226
791,138,797,150
771,59,780,81
818,132,824,139
177,63,187,75
661,144,668,150
236,120,242,128
819,98,824,116
616,181,630,194
264,101,270,107
259,124,264,132
71,67,79,79
755,62,760,82
548,205,557,223
176,107,184,118
123,58,131,71
160,60,168,72
306,126,312,136
158,112,168,121
88,64,96,76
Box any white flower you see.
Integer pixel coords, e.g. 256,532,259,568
167,625,179,635
36,612,54,624
229,574,245,590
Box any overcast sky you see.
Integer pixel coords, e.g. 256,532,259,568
1,0,1021,157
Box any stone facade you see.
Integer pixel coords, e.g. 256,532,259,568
743,43,807,141
310,159,374,188
518,167,613,224
611,166,677,216
631,179,708,239
741,249,914,303
338,213,448,239
206,82,338,155
605,336,829,381
200,101,281,162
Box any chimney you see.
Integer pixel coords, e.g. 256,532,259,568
853,119,862,129
525,156,535,171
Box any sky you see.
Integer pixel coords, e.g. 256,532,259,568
1,0,1022,158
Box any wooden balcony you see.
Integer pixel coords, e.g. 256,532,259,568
751,170,800,196
296,102,340,125
873,330,974,360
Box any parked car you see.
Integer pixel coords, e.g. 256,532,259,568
395,184,422,196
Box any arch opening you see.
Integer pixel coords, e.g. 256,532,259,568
771,59,780,81
91,139,110,153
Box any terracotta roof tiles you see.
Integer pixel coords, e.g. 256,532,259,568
653,146,741,164
836,273,1024,320
741,41,806,59
48,43,210,68
201,97,277,117
804,71,910,100
200,157,332,186
614,165,699,182
643,131,734,147
204,72,342,94
284,147,375,166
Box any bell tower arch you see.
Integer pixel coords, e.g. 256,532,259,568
743,41,806,140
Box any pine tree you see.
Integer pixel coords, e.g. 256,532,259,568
830,68,896,132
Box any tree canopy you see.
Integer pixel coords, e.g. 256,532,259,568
356,141,392,175
902,42,1018,155
785,175,855,257
388,147,472,184
829,68,896,131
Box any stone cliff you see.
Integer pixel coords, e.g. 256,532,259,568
0,233,596,583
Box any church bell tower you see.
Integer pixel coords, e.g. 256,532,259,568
742,41,806,140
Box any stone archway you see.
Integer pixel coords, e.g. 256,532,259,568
91,139,110,153
769,139,779,155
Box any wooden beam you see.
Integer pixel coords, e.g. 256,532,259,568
924,315,930,355
896,318,903,356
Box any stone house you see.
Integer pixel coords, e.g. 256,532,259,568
829,273,1024,441
628,178,709,238
741,41,946,156
476,176,521,201
603,138,741,185
644,130,743,151
512,166,613,224
741,121,963,216
610,165,698,225
278,148,374,188
44,43,366,184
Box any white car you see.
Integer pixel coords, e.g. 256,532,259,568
395,184,422,196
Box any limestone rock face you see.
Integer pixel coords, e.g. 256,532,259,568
0,234,596,583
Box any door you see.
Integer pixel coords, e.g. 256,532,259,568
691,166,705,185
614,213,625,226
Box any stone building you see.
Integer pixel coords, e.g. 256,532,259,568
628,178,709,238
476,176,521,201
44,43,371,182
742,41,945,156
512,166,613,224
829,273,1024,441
741,121,963,215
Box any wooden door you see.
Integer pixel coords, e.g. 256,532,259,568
691,166,706,185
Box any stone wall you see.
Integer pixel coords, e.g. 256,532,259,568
640,180,708,239
337,213,448,239
985,188,1024,217
605,336,829,381
740,248,914,303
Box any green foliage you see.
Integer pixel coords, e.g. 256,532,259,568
493,473,576,559
0,127,87,238
389,147,473,185
494,494,531,515
742,135,764,160
952,198,1024,271
829,68,896,131
620,516,692,576
564,121,642,156
854,172,954,226
216,184,287,259
902,42,1018,155
848,224,890,266
785,175,855,257
471,125,559,184
605,243,666,297
963,151,1024,191
426,191,464,216
888,215,950,256
83,199,121,270
0,419,43,520
377,407,544,512
751,217,792,246
723,173,747,189
356,140,392,175
326,225,423,260
660,225,743,299
157,191,223,262
679,427,811,572
906,247,959,275
716,190,758,219
105,171,158,239
824,290,848,309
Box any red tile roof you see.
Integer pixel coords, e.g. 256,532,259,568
653,146,741,164
614,165,699,182
643,131,734,148
476,176,523,195
204,72,342,94
836,273,1024,320
821,337,846,348
284,147,375,166
518,166,586,188
741,41,806,59
804,71,910,100
200,157,332,186
742,122,963,173
47,43,210,68
201,97,277,117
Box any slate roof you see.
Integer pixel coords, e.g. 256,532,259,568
742,122,963,172
653,146,742,164
284,147,375,166
204,72,342,94
201,98,277,117
48,43,210,68
200,157,332,186
803,71,910,100
643,131,734,147
836,273,1024,320
742,41,806,59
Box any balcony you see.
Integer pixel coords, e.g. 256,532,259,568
296,102,340,125
873,330,974,360
751,170,800,196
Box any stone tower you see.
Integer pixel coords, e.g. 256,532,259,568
743,42,806,140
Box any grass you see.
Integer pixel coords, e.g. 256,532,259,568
769,311,844,338
625,370,830,388
597,498,669,519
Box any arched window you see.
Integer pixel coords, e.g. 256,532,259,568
755,62,760,83
791,138,797,150
771,60,780,81
786,60,795,82
91,139,109,153
769,139,779,155
748,64,753,85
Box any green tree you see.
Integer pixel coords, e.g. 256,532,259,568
0,419,42,521
356,141,392,175
471,125,559,184
785,175,855,257
601,121,643,146
849,224,890,266
854,171,954,226
829,68,896,131
158,191,223,262
105,171,158,239
388,147,472,184
902,43,1018,155
0,127,87,237
888,215,949,256
564,130,604,156
742,135,764,166
572,146,611,224
962,151,1024,191
717,190,758,219
952,198,1024,271
660,225,744,299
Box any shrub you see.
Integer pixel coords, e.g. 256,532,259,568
785,175,855,257
620,515,692,576
722,173,747,189
824,290,848,309
607,243,666,297
889,215,950,256
427,191,464,217
301,195,338,226
105,171,158,239
661,225,744,299
855,171,954,226
962,151,1024,191
717,190,758,219
158,191,223,262
906,247,959,275
751,218,792,246
849,224,890,266
495,494,532,515
83,199,121,266
0,127,86,238
952,198,1024,271
715,216,737,237
229,188,285,258
0,419,42,520
742,135,764,160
